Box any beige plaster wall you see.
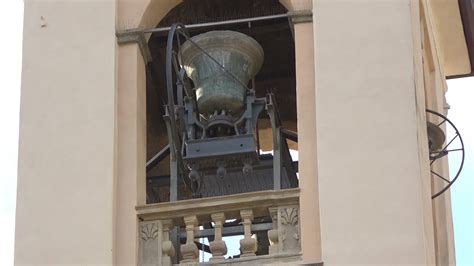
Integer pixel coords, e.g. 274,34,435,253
15,1,117,264
313,0,435,264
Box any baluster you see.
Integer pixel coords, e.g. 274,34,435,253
210,212,227,261
267,207,280,254
160,219,175,266
239,209,256,257
180,215,199,263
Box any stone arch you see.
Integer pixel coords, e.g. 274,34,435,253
139,0,183,29
115,0,317,264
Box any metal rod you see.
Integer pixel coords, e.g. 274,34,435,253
431,134,458,166
431,170,451,183
146,144,170,173
179,222,273,239
194,241,211,253
281,128,298,142
437,118,447,127
256,119,261,156
445,148,464,152
118,13,289,36
146,13,288,33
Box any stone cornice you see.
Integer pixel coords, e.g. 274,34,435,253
136,188,300,224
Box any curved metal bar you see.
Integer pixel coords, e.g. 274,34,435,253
165,23,191,191
166,23,187,115
426,109,465,199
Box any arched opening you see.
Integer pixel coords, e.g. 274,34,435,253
145,0,298,205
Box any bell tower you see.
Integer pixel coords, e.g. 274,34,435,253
14,0,472,265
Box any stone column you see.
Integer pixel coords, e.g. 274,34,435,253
180,215,199,263
161,220,175,266
210,213,227,261
279,0,322,263
267,207,280,254
239,209,256,257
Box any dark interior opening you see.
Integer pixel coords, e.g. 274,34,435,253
145,0,297,203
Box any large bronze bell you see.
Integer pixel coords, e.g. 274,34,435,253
179,30,264,117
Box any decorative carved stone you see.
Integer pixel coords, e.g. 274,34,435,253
136,189,302,264
141,222,159,241
181,242,199,262
279,206,300,253
240,238,257,257
239,209,257,257
139,221,159,265
210,213,227,261
180,215,199,263
210,240,227,261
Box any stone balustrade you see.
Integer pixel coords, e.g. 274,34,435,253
137,188,301,265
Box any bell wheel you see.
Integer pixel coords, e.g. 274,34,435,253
426,109,465,199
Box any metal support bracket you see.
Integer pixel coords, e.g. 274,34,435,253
267,96,282,190
116,31,152,64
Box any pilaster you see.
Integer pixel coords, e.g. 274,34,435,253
279,0,322,263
